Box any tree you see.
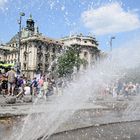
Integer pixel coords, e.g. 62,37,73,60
57,47,85,77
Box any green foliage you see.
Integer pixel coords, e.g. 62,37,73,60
57,47,85,77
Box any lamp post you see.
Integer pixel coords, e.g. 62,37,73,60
110,36,115,52
17,12,25,74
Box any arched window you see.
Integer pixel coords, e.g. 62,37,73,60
46,46,48,52
84,52,88,58
39,46,42,50
24,63,27,70
52,47,55,53
25,45,27,51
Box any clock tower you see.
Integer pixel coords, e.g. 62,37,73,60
26,14,35,31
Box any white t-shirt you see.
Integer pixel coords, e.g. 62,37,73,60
24,86,30,95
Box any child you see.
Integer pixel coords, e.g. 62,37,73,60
24,83,31,95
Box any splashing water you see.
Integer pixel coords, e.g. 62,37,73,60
1,0,140,140
6,39,140,140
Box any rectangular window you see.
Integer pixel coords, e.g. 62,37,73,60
84,52,88,57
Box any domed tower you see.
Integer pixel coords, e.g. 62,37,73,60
26,14,35,31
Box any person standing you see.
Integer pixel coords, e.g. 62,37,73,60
43,78,48,99
112,86,117,98
1,74,8,97
46,78,53,97
31,77,38,96
16,76,24,98
136,83,140,94
7,67,16,96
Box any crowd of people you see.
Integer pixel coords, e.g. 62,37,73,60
0,67,63,100
101,80,140,99
0,67,140,101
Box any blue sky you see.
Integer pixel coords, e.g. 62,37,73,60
0,0,140,52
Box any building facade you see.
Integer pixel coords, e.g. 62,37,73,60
60,34,100,69
0,15,63,79
0,16,101,79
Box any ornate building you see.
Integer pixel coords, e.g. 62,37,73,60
0,15,101,79
60,34,100,69
1,15,63,79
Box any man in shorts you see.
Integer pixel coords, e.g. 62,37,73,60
7,67,16,96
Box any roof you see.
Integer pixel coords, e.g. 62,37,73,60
60,34,98,46
61,35,96,41
2,45,16,51
7,34,19,44
21,35,63,45
7,30,64,47
0,45,11,52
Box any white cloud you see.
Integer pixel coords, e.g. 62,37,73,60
0,0,8,9
81,2,140,35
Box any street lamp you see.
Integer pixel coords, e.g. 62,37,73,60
17,12,25,74
110,36,115,52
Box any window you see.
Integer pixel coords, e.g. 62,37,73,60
58,46,62,53
83,62,87,69
76,38,80,42
39,46,42,50
46,46,48,52
25,45,27,51
84,52,88,57
24,55,27,61
45,55,48,61
45,64,49,72
52,47,55,53
84,41,87,43
52,66,55,71
24,63,27,70
52,55,55,61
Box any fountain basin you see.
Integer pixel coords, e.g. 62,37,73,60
0,100,140,140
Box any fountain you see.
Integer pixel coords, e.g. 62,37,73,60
0,1,140,140
0,39,137,140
